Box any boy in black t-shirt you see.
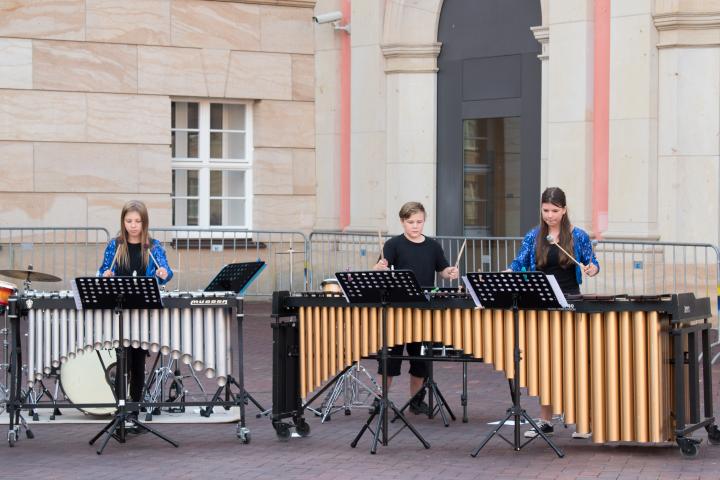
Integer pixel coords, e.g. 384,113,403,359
373,201,459,414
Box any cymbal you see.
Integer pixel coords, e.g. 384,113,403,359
0,269,62,282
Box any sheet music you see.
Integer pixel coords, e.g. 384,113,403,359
462,276,482,308
71,278,83,310
544,274,569,308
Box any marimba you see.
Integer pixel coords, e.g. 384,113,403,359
271,291,720,455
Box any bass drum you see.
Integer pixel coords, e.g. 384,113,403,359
60,349,116,416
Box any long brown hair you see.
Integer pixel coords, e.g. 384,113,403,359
535,187,574,269
114,200,152,271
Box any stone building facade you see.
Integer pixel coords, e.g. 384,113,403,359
0,0,316,234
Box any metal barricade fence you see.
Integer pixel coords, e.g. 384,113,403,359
0,227,110,291
307,231,523,290
149,228,308,295
308,231,719,322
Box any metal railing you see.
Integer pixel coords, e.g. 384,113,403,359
308,231,719,322
1,227,716,313
149,228,308,295
307,231,524,290
0,227,110,291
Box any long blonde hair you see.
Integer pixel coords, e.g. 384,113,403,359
535,187,574,269
114,200,152,271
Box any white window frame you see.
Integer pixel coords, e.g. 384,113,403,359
171,99,254,233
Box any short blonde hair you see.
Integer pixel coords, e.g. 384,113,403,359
398,202,426,221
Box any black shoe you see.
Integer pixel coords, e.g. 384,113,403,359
524,420,554,438
409,399,430,415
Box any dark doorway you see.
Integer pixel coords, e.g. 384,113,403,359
437,0,541,237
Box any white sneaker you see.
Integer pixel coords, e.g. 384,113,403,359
524,420,554,438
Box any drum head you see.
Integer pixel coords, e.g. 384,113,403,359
0,280,16,306
60,349,116,416
321,278,342,293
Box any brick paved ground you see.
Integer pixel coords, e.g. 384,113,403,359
3,302,720,479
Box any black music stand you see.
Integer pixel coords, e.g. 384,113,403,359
201,262,267,425
204,261,266,295
463,271,565,458
337,269,431,454
74,276,179,454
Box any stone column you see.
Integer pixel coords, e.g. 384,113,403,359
381,43,442,235
604,2,659,240
654,3,720,244
531,25,550,189
545,1,595,228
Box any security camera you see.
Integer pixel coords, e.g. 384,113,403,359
313,11,343,24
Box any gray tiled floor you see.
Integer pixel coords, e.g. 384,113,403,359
3,302,720,479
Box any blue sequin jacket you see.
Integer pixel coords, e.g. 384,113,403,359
508,226,599,285
97,238,173,285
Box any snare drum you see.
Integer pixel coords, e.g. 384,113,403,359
0,280,17,307
320,278,342,293
60,349,116,415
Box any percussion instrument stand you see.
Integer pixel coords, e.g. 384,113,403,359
461,362,469,423
202,261,267,429
74,276,178,454
464,272,565,458
320,362,380,422
6,297,35,446
337,270,430,454
0,309,9,416
393,356,455,427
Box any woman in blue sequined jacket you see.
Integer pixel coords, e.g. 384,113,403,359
508,187,599,291
507,187,599,439
97,200,173,285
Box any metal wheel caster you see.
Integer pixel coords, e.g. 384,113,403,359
678,437,701,458
145,413,153,422
344,408,351,416
295,419,311,437
275,423,291,441
32,413,39,421
237,426,251,444
25,429,34,439
8,430,17,447
706,425,720,445
199,407,212,418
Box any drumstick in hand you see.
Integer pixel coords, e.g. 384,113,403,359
454,239,467,270
377,230,385,261
108,250,119,274
545,235,584,268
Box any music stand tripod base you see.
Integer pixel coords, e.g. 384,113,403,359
73,276,179,454
463,271,565,458
335,269,431,454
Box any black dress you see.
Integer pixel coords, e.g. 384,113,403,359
540,245,580,296
114,242,148,403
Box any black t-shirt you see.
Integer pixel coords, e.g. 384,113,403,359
541,245,579,295
383,234,449,288
115,242,145,277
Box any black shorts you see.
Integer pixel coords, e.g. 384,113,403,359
377,342,428,378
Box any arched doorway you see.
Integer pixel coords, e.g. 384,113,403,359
436,0,542,237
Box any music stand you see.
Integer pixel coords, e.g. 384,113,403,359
463,271,565,458
201,262,267,426
204,261,266,294
74,276,179,454
336,269,431,454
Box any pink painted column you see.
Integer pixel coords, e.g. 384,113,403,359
339,0,351,229
592,0,610,239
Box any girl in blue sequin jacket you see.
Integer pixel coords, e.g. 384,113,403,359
97,200,173,285
507,187,599,437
